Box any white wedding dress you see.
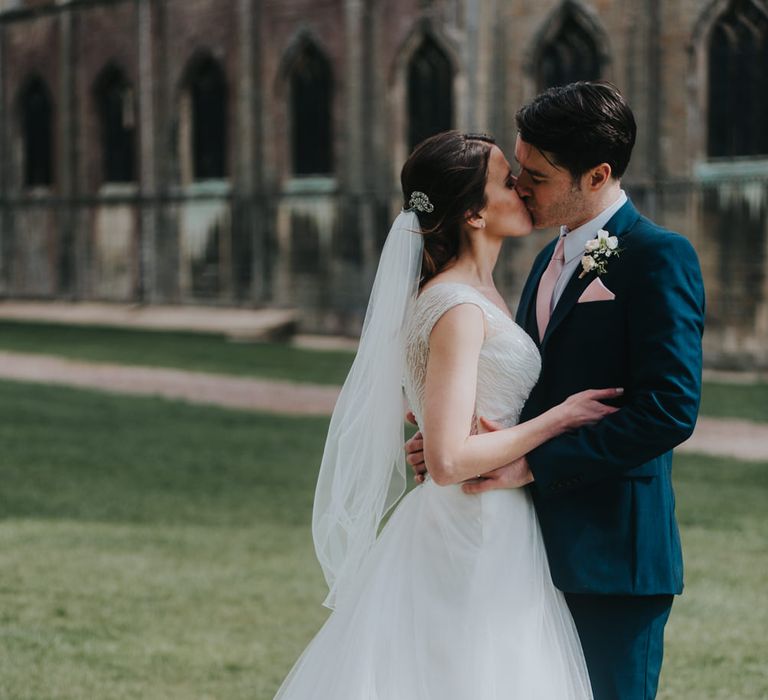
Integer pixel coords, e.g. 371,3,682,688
274,282,593,699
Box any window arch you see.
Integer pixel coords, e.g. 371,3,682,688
707,0,768,157
183,53,228,180
407,36,452,151
537,9,602,89
94,64,136,183
289,41,333,176
19,76,53,187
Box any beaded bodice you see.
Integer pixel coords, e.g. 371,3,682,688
404,282,541,430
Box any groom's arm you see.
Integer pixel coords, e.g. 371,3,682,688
527,232,705,495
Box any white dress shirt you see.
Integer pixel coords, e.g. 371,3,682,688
550,190,628,310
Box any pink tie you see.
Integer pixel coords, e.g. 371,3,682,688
536,235,566,340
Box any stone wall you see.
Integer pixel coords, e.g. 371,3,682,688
0,0,766,367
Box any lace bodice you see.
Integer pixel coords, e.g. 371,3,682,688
404,282,542,430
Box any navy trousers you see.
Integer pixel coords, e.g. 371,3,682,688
564,593,674,700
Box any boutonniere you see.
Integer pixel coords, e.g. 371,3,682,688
579,229,623,278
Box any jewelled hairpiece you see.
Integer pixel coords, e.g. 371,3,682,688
408,191,434,213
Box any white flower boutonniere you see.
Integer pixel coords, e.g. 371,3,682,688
579,229,622,278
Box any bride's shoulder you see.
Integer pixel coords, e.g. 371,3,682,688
415,280,486,310
410,279,487,339
418,275,485,301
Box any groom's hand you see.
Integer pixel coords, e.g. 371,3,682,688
461,416,534,493
405,411,427,484
461,456,533,494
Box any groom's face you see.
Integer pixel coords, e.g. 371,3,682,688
513,136,590,230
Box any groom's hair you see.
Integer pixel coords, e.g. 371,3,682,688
515,81,636,180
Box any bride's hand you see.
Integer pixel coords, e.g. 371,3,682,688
557,388,623,430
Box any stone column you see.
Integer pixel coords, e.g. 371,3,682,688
152,0,178,301
486,0,505,141
462,0,480,130
622,0,659,209
344,0,364,192
343,1,364,259
0,23,7,293
345,0,375,323
250,0,270,303
236,0,254,194
57,6,77,297
236,0,262,303
137,0,156,302
645,0,662,219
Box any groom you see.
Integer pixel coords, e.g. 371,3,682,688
406,82,705,700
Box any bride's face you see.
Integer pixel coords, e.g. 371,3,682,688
477,146,533,239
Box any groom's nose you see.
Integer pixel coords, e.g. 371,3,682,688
515,170,531,194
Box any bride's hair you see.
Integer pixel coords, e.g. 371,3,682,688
401,130,495,287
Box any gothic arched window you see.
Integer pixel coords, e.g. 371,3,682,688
94,64,136,183
290,42,333,175
538,12,602,89
20,76,53,187
185,54,227,179
708,0,768,157
407,36,452,151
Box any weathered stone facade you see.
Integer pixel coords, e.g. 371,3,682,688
0,0,766,367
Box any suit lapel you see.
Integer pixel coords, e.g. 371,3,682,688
540,268,594,346
540,199,641,350
517,236,558,345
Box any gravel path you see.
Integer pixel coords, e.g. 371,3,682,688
679,416,768,461
1,350,766,461
0,300,297,340
0,351,338,416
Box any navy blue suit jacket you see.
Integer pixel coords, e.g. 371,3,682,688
516,199,705,596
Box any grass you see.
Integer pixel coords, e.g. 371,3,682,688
0,379,765,699
658,453,768,699
0,320,354,386
0,379,332,700
699,381,768,423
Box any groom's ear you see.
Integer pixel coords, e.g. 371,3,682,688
585,163,613,191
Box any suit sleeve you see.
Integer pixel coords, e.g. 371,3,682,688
527,232,706,495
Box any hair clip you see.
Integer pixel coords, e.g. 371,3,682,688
408,191,434,213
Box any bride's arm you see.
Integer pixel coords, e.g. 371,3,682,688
422,304,620,487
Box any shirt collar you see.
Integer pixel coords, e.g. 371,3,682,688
560,190,628,264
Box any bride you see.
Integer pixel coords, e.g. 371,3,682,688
274,131,621,699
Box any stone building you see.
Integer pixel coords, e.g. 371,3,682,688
0,0,766,367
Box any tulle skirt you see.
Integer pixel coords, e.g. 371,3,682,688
274,479,593,699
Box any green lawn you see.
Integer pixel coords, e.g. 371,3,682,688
699,381,768,423
0,321,354,385
658,454,768,699
0,380,765,699
0,379,331,700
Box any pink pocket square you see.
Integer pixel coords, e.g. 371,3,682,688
578,277,616,303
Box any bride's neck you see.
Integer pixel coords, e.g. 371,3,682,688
449,233,502,289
